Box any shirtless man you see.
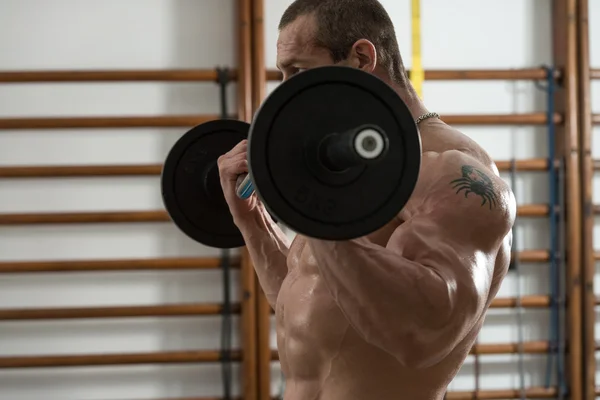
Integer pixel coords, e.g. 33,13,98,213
218,1,516,399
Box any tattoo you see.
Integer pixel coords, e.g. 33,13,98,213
450,165,498,210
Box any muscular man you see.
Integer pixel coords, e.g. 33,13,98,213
218,1,516,399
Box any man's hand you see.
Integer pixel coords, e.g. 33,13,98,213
217,140,261,225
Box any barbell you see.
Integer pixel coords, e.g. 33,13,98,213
161,66,422,249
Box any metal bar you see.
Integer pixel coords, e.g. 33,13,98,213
0,257,237,273
578,1,595,399
0,158,553,179
265,68,562,81
0,69,235,83
552,0,583,399
0,115,221,130
0,303,241,320
0,351,242,369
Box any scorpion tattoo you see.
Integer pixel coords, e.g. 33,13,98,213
450,165,498,210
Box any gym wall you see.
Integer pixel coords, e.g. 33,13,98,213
0,1,242,399
0,0,598,399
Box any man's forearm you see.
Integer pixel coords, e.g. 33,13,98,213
237,207,291,308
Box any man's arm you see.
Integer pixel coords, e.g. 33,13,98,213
236,202,291,309
307,154,515,369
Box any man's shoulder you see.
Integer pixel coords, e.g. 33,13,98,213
415,149,516,241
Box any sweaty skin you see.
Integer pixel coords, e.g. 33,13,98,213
218,14,516,400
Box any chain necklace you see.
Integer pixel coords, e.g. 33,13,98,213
415,112,440,125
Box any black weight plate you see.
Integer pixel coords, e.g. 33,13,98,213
162,119,249,248
248,66,421,240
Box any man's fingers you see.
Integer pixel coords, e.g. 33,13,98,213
223,140,248,159
218,158,249,180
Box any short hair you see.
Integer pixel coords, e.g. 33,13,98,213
279,0,407,86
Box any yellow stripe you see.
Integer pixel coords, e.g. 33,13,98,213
411,0,424,99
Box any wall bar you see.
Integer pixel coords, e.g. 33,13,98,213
0,257,237,273
0,158,555,178
0,351,243,369
265,68,562,81
0,115,221,130
0,303,242,320
0,204,551,225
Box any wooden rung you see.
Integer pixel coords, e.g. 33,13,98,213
0,69,236,83
0,211,169,225
266,68,560,81
0,114,559,130
269,341,549,361
0,350,242,368
489,295,550,308
0,251,541,274
495,158,549,171
441,113,562,125
0,158,551,179
0,303,242,320
594,114,600,124
0,205,553,226
0,115,221,130
446,387,557,399
0,257,238,273
0,164,162,178
591,69,600,79
515,249,549,262
517,204,549,216
131,398,236,400
471,341,549,354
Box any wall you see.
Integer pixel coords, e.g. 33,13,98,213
0,0,598,399
0,1,241,399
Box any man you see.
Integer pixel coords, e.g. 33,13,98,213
218,0,516,399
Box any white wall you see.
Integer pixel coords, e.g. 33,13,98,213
0,1,242,399
264,0,555,396
1,0,598,399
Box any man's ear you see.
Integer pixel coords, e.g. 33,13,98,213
345,39,377,73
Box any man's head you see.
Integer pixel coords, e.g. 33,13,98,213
277,0,407,86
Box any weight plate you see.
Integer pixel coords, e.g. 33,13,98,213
161,119,249,248
248,66,422,240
